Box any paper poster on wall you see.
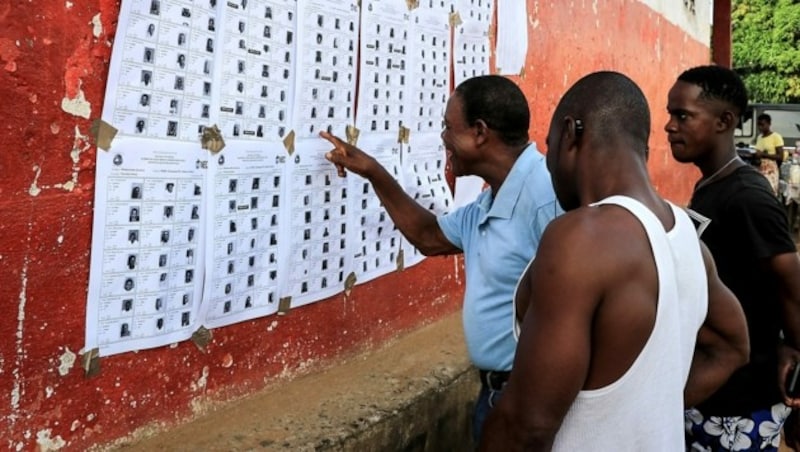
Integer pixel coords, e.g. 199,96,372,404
88,0,480,356
400,132,454,267
407,5,451,134
85,138,207,356
455,0,492,25
216,0,297,141
197,142,286,328
292,0,360,140
355,0,410,135
280,138,353,307
420,0,453,14
452,0,492,88
347,134,405,284
495,0,527,75
453,175,485,209
101,0,219,141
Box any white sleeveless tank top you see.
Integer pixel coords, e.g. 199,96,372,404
512,195,708,450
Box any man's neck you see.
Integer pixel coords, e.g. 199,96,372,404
482,143,528,195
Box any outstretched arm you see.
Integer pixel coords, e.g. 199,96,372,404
684,243,749,407
320,131,459,256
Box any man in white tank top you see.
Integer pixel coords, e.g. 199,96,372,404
479,72,750,451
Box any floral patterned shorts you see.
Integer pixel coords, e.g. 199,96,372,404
685,403,791,451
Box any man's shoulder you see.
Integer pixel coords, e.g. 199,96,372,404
727,168,781,202
700,166,770,198
535,206,654,295
544,206,642,251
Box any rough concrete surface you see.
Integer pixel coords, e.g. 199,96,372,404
106,312,477,451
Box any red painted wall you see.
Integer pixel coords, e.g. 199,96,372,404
0,0,709,449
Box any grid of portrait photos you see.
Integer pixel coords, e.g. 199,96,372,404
89,0,493,356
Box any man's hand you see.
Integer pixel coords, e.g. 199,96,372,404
320,131,377,178
780,345,800,408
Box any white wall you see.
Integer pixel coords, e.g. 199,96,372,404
638,0,711,45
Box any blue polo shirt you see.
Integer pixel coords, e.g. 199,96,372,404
437,143,560,371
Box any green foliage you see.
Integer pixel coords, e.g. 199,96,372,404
733,0,800,103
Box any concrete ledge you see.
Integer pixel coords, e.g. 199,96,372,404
109,312,477,451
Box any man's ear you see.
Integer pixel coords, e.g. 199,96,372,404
717,110,737,133
474,119,489,145
562,116,581,151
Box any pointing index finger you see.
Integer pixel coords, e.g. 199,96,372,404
319,131,344,148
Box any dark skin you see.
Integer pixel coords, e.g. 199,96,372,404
479,113,749,450
755,119,784,163
666,81,800,445
320,92,525,255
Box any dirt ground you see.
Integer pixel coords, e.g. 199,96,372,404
105,312,472,451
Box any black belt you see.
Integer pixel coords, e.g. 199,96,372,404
479,369,510,391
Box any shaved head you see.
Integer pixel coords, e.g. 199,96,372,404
553,71,651,155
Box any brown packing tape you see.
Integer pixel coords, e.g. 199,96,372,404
405,0,419,10
396,249,405,271
283,130,296,156
519,66,526,79
397,126,410,144
278,297,292,315
345,125,360,146
191,326,213,352
200,125,226,153
449,11,462,28
90,119,118,151
344,271,357,296
81,348,100,378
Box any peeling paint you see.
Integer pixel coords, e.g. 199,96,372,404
267,320,279,331
36,429,66,451
528,14,539,29
11,254,30,423
60,86,91,119
45,386,54,398
58,347,76,376
29,165,42,197
221,353,233,368
190,366,209,391
91,14,103,38
29,126,90,196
